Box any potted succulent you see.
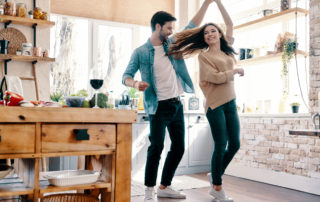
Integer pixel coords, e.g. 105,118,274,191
28,10,33,19
16,49,22,55
290,102,300,113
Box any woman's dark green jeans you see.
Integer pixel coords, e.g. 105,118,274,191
206,99,240,185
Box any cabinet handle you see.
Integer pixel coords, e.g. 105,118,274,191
73,129,90,140
142,116,149,122
196,116,201,123
0,135,1,143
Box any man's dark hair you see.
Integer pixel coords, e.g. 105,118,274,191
150,11,176,32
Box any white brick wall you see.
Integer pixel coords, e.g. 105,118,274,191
310,0,320,112
235,116,320,177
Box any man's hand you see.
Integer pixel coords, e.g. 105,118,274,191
134,81,150,91
234,68,244,77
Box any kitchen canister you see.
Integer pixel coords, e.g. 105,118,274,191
22,43,32,56
33,47,42,57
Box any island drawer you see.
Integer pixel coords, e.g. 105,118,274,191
41,124,116,152
0,124,35,154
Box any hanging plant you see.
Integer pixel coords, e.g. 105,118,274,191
281,38,297,78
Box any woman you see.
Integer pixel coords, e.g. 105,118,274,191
169,0,244,200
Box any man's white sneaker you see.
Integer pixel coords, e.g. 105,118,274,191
207,172,212,185
144,187,155,201
157,186,186,199
209,186,227,200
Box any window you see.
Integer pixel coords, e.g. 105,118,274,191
50,15,150,98
50,15,89,96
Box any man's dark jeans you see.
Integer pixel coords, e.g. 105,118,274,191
145,99,185,187
206,99,240,185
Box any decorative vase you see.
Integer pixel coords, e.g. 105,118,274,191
281,0,291,11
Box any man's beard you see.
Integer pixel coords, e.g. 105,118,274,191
159,33,167,43
159,28,168,43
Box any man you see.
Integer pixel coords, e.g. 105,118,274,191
122,0,214,200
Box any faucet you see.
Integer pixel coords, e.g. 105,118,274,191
312,113,320,129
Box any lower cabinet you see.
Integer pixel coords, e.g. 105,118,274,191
188,115,214,167
132,115,150,174
132,113,213,176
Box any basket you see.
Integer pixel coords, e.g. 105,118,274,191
42,193,99,202
42,170,100,187
0,27,27,54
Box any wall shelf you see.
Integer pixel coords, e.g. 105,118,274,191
237,50,308,65
0,15,55,27
0,54,55,63
234,8,308,31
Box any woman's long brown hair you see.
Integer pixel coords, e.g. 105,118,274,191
168,23,237,58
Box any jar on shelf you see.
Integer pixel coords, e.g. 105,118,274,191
4,0,16,16
16,3,26,17
33,47,42,57
43,49,49,57
0,2,4,15
33,7,42,19
40,11,47,20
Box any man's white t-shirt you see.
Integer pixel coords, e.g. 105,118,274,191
153,45,183,101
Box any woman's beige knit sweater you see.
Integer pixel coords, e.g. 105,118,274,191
198,50,236,112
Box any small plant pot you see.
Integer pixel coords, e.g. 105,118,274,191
291,105,299,113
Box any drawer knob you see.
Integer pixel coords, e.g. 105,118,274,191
73,129,90,140
19,115,25,120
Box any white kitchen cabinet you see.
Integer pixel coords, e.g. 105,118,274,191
132,115,150,174
188,115,214,167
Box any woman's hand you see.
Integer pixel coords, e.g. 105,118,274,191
205,0,215,5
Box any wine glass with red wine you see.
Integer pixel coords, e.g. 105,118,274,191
90,63,104,108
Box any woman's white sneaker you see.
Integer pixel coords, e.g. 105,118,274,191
157,186,186,199
209,186,227,200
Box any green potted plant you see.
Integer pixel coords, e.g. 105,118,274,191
128,87,139,109
290,102,300,113
281,38,297,79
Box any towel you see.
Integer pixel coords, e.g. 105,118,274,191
5,75,24,96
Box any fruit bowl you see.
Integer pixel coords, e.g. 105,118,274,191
0,164,13,180
65,96,85,107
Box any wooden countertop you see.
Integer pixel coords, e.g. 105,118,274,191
289,129,320,137
0,106,137,123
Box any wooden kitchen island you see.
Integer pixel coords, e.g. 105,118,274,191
0,107,137,202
